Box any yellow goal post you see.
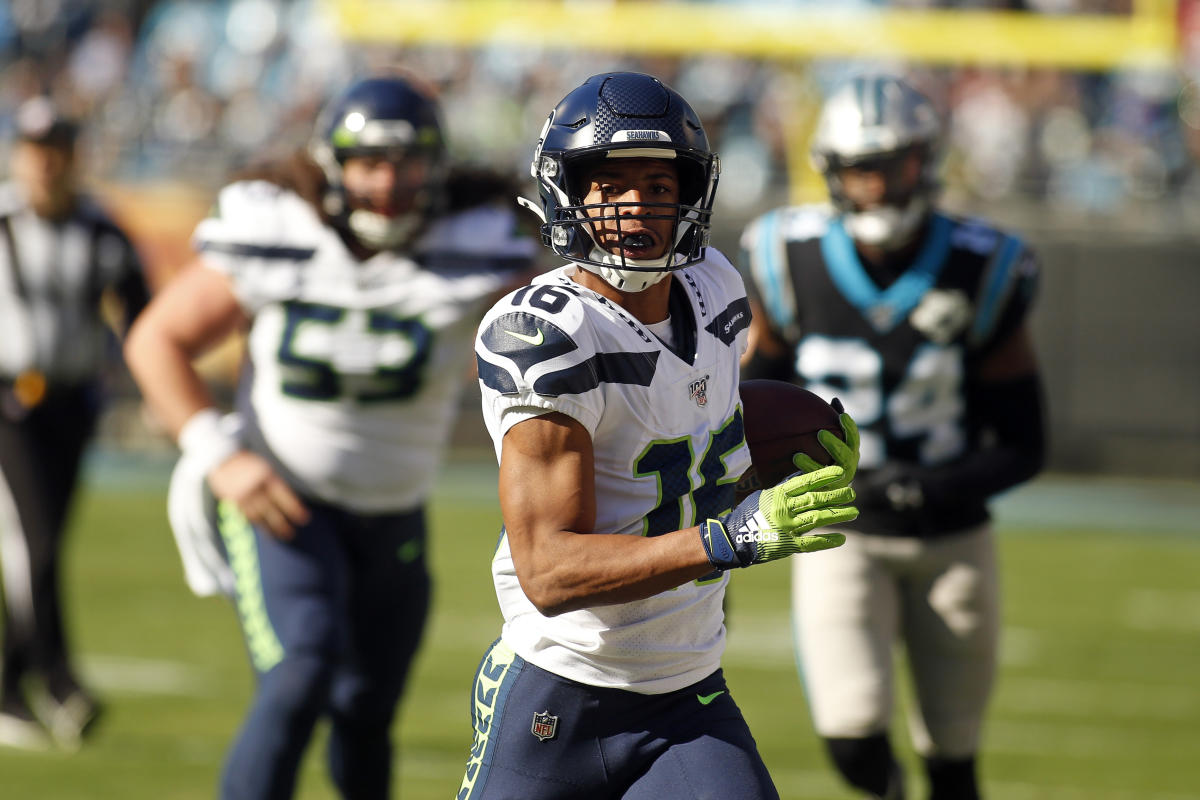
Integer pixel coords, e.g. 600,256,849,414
327,0,1183,203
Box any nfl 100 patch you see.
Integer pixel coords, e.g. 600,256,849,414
689,374,710,407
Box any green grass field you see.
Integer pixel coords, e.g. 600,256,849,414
1,454,1197,799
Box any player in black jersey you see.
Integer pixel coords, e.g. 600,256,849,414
740,74,1046,800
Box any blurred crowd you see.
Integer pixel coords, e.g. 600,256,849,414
3,0,1200,243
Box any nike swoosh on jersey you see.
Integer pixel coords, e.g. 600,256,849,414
504,327,544,346
697,691,725,705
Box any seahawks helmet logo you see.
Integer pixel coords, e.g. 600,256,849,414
612,130,671,142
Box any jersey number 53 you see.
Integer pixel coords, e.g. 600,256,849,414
277,301,433,403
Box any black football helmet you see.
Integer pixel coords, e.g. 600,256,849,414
810,73,942,250
310,75,446,250
520,72,719,292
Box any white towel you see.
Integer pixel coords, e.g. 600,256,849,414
165,413,242,597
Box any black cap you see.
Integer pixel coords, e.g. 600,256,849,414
14,97,79,148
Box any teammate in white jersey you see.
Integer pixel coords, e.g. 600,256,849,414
458,72,860,800
124,75,536,800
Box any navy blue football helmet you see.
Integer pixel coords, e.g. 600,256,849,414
520,72,720,291
310,75,446,250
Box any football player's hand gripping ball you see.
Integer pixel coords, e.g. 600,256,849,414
700,464,858,569
792,399,860,488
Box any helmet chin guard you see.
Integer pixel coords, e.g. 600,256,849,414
521,72,719,291
346,208,425,251
583,246,678,292
843,197,929,250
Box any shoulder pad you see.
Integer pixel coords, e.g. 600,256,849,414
950,216,1005,256
476,279,660,398
741,204,831,251
478,308,581,384
969,234,1039,347
479,281,590,350
779,204,835,243
195,181,319,253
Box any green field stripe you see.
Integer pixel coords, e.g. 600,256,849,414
996,676,1199,721
988,718,1199,759
79,654,217,697
993,474,1200,535
988,780,1200,800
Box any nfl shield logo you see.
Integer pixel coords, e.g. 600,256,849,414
531,710,558,741
689,376,709,407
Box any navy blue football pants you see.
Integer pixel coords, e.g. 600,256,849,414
217,500,430,800
457,638,779,800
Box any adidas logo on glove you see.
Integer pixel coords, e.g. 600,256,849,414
735,531,781,545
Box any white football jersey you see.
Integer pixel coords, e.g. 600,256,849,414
475,251,754,693
195,180,535,512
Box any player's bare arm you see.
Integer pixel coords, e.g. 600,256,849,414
125,260,246,436
125,259,309,539
500,411,714,616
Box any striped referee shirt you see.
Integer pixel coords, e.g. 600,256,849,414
0,182,148,384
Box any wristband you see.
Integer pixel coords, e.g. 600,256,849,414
700,518,747,570
177,408,240,477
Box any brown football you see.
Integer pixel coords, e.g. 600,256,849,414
736,379,844,495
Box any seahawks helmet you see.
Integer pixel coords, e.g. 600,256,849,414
310,76,446,250
520,72,719,292
811,73,942,250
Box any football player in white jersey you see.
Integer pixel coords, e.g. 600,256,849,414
458,72,861,800
740,74,1046,800
124,75,536,800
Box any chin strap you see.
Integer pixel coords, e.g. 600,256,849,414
844,198,928,250
517,195,546,222
347,208,423,250
583,246,673,292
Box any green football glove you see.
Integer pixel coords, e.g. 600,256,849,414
700,465,857,569
791,399,860,489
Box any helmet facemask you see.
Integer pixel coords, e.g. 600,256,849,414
818,144,935,250
340,148,445,251
517,72,720,293
535,149,716,292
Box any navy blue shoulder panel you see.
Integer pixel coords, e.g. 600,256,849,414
478,310,581,396
534,350,660,397
420,252,532,273
198,241,317,261
705,296,752,346
480,311,578,376
477,359,518,395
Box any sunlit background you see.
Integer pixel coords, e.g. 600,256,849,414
1,0,1196,476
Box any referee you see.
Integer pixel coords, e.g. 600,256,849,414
0,97,149,750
